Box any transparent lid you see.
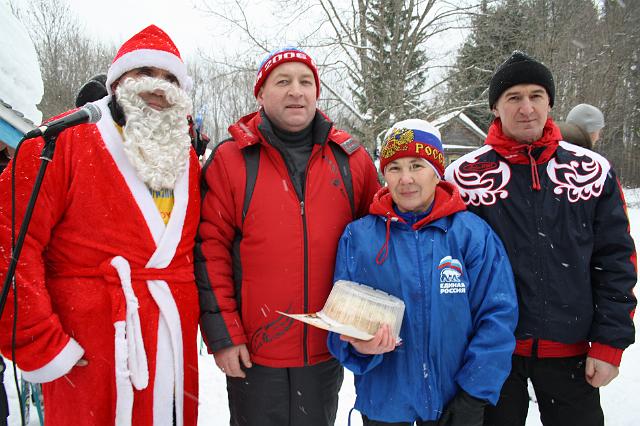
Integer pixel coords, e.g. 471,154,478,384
321,280,405,339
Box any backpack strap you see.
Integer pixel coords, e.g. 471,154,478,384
329,142,355,220
200,137,232,196
241,144,260,226
241,140,356,224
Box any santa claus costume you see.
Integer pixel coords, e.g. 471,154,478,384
0,25,200,425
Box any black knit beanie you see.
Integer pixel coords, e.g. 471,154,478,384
488,51,555,109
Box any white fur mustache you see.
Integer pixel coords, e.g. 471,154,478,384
116,75,191,112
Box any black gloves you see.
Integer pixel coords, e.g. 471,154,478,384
75,74,108,108
437,390,487,426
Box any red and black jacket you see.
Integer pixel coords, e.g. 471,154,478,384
444,118,637,366
196,110,380,367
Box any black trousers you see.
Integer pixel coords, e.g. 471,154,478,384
362,414,437,426
227,358,343,426
484,355,604,426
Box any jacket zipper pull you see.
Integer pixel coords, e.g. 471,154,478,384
300,201,305,216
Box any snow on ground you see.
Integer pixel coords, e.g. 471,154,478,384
195,311,638,426
5,199,640,426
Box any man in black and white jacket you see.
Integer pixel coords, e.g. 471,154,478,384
445,50,636,426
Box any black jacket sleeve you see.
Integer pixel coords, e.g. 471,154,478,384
589,170,637,351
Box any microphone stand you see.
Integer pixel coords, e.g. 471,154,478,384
0,131,59,423
1,357,8,424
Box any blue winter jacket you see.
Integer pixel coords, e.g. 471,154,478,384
328,183,518,423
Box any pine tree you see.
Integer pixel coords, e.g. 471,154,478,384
598,0,640,184
350,0,429,150
444,0,639,184
444,0,527,130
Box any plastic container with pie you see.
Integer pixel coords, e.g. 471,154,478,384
278,280,405,342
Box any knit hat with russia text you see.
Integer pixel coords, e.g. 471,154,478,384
254,47,320,98
106,25,192,96
379,119,445,178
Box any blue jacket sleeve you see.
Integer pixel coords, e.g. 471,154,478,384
327,331,384,374
454,217,518,405
327,225,384,375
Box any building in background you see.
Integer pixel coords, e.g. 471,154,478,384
432,111,486,165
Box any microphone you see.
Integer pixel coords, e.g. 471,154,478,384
24,103,102,139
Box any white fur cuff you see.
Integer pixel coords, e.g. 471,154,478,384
21,338,85,383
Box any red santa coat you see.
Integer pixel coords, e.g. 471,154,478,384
0,97,200,425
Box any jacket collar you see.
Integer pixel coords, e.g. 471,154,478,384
369,181,466,231
370,181,466,265
485,117,562,165
228,109,350,150
485,117,562,191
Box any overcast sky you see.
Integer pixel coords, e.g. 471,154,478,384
65,0,221,55
57,0,464,66
5,0,468,74
58,0,326,61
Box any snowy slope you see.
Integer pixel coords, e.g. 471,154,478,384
5,204,640,426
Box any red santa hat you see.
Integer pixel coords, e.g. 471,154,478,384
106,25,192,96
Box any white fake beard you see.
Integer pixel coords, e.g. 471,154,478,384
116,76,193,191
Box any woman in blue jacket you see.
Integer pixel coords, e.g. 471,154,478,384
328,119,518,426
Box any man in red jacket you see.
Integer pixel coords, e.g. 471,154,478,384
445,51,637,426
197,47,380,425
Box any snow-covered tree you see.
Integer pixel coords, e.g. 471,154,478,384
188,59,256,144
443,0,526,130
198,0,481,153
337,0,430,150
443,0,639,184
315,0,477,152
13,0,115,119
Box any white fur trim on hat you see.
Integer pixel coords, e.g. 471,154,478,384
106,49,193,96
